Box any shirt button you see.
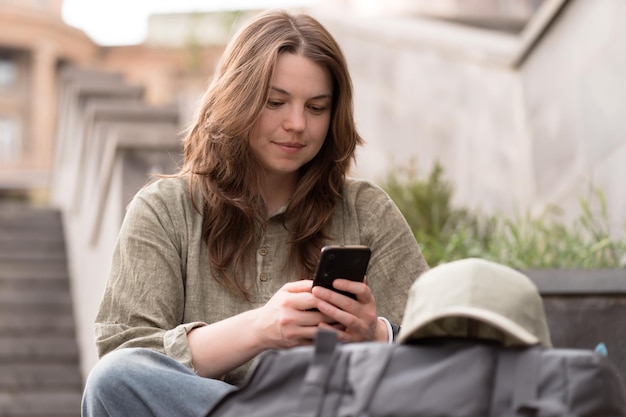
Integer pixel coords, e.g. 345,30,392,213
259,247,268,256
259,273,268,282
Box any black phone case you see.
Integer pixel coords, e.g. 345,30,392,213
312,245,371,299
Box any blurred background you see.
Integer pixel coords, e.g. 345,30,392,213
2,0,625,231
1,0,625,415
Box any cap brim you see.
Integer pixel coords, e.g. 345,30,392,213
398,306,541,346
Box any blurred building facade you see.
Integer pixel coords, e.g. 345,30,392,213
0,0,96,194
0,0,228,199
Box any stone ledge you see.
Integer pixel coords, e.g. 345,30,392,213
524,269,626,295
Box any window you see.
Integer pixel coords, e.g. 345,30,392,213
0,57,17,88
0,116,20,165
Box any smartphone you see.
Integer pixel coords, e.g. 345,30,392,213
312,245,371,300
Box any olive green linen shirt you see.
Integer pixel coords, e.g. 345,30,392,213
95,176,428,385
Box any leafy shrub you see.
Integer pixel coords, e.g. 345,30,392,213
381,162,626,269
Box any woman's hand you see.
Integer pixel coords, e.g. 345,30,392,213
188,279,385,378
311,278,388,343
189,280,330,378
253,280,330,350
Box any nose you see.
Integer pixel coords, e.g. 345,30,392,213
284,106,306,132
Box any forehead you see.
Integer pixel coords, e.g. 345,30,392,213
270,53,332,97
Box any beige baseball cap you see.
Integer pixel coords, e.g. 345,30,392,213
397,258,552,347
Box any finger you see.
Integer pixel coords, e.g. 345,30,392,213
331,279,372,303
282,280,314,293
319,312,341,325
277,312,324,338
286,291,324,313
328,322,347,331
315,298,355,328
312,285,347,311
296,309,329,327
311,284,358,312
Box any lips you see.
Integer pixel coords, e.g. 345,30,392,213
273,141,305,149
272,141,306,155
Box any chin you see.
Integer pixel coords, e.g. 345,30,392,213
272,167,302,176
267,161,306,174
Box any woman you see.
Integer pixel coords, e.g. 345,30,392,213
82,9,428,417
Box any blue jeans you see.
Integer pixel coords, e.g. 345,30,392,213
82,348,236,417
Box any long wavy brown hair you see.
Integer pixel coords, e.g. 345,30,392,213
178,10,363,297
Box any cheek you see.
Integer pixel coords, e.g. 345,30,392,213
250,110,272,138
248,116,267,147
312,116,331,143
247,126,258,151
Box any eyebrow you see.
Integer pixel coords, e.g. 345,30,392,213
269,86,332,100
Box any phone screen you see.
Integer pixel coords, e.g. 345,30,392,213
312,245,371,299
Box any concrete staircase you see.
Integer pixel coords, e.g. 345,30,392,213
0,203,82,417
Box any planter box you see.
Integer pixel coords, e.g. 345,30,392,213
524,269,626,382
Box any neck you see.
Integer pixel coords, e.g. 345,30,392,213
259,172,298,214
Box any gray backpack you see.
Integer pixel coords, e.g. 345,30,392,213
207,330,626,417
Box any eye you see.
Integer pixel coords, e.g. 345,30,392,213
266,99,283,109
308,104,327,115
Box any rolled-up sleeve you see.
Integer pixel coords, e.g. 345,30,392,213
94,184,201,370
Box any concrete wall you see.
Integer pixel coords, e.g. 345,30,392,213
50,67,182,379
316,0,626,236
520,0,626,235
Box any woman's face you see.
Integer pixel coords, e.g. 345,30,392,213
249,52,332,180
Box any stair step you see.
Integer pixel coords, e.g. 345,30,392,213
0,288,72,309
0,337,79,362
0,364,82,390
0,275,70,291
0,261,69,278
0,230,64,242
0,204,62,225
0,204,82,416
0,298,73,315
0,220,63,235
0,265,69,280
0,281,73,320
0,243,66,262
0,391,81,417
0,239,66,258
0,313,75,336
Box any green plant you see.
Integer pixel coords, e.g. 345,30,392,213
483,188,626,269
381,160,492,266
381,162,626,269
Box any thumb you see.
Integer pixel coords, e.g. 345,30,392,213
282,279,314,293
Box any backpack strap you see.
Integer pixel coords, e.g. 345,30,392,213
496,347,574,417
296,331,394,417
297,329,339,417
493,347,541,417
341,343,395,416
511,348,542,414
